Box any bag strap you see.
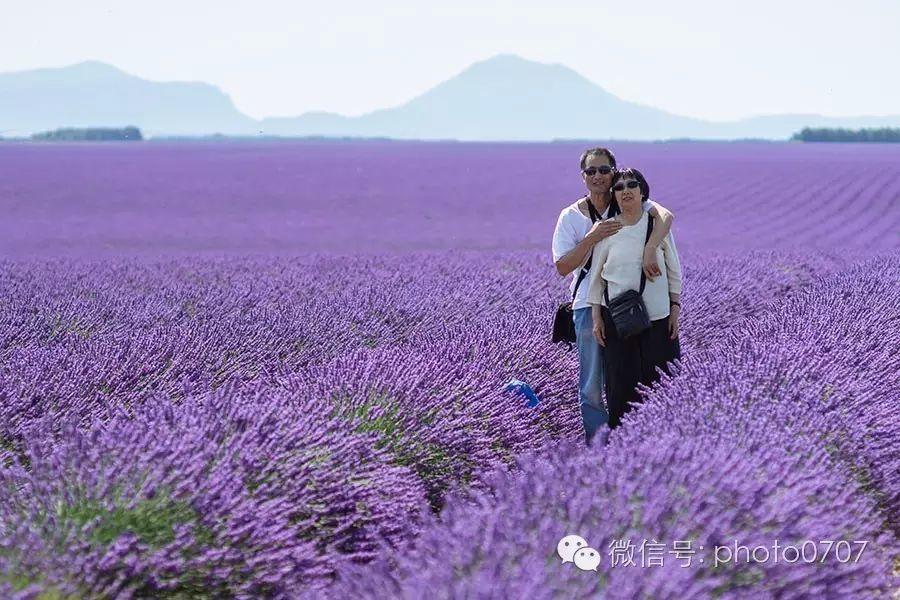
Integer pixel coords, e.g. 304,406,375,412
571,198,602,300
604,214,654,305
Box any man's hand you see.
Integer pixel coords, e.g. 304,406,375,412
593,315,606,346
587,218,622,243
642,245,661,281
668,305,680,340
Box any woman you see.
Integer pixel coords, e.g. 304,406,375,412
551,148,675,445
586,167,682,429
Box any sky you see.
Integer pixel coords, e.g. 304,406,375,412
2,0,897,121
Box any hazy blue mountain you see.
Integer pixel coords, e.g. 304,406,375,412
260,54,715,140
260,55,900,140
3,56,899,140
0,61,256,136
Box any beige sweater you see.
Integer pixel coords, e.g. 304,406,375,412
587,211,682,320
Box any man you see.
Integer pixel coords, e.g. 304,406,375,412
551,147,674,444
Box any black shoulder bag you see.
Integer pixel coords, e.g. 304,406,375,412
552,199,602,344
604,215,654,339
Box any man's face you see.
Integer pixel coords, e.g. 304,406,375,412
582,154,614,195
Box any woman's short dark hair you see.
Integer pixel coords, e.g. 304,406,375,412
607,167,650,217
579,147,617,171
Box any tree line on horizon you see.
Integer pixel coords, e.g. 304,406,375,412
792,127,900,143
30,126,143,142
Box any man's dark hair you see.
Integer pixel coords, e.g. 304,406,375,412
607,167,650,217
579,147,617,171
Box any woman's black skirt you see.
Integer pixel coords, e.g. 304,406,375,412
601,306,681,429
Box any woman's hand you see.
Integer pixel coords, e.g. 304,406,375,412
668,305,680,340
643,245,661,280
592,314,606,346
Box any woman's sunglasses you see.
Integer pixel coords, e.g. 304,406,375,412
612,180,641,192
582,166,614,177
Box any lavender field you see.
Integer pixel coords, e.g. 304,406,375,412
0,141,898,599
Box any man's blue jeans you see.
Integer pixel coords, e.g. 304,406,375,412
573,307,608,443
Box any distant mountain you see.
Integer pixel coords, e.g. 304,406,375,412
3,56,899,140
0,61,256,136
259,55,900,140
260,55,715,140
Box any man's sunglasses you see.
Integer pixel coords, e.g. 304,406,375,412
612,180,641,192
582,166,614,177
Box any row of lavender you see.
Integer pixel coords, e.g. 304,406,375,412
2,249,897,597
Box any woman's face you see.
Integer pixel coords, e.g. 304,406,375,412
581,154,614,195
613,175,643,210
